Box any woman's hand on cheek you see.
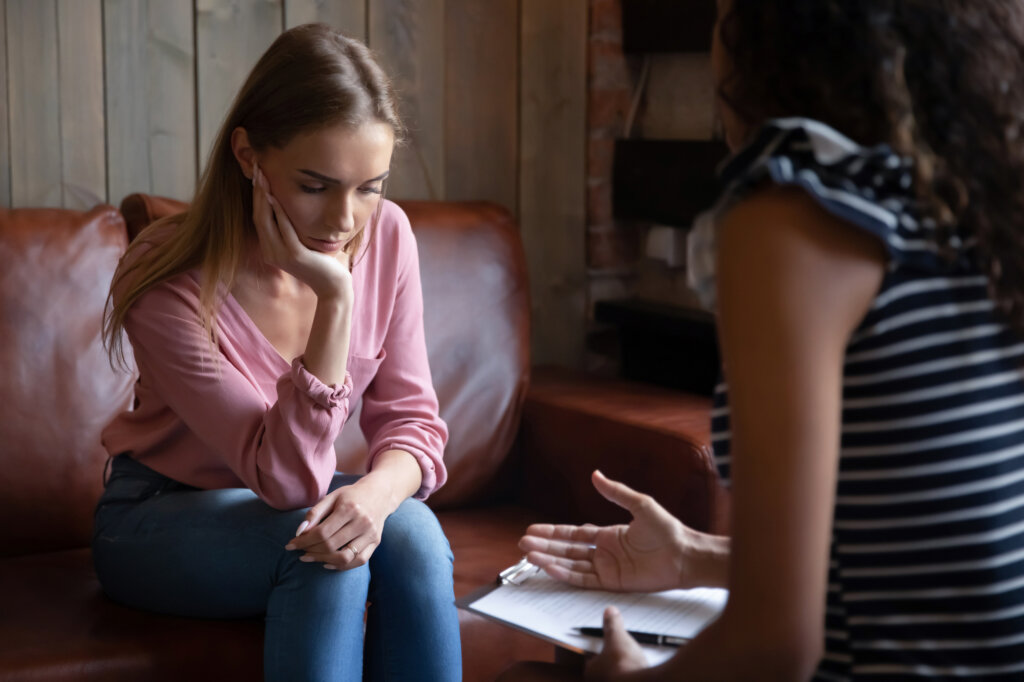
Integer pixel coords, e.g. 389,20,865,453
252,163,352,299
284,482,391,571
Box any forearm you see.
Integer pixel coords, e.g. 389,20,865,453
353,449,422,512
683,529,731,589
302,292,353,387
618,612,813,682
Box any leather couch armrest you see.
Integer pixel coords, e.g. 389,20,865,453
517,367,727,533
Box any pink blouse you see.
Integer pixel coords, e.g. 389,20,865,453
102,200,448,509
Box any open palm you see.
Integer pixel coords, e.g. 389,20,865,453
518,470,692,593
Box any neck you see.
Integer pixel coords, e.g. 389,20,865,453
235,244,308,298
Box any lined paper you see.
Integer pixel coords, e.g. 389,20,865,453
468,572,727,665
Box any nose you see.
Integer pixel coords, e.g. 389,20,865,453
327,192,356,233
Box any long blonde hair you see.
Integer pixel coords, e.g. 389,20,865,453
104,24,404,367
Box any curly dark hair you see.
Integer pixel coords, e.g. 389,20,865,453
718,0,1024,327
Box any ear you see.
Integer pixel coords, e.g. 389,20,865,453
230,127,257,180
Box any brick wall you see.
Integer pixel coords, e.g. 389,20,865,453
585,0,716,372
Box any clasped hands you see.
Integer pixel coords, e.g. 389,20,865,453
284,481,392,571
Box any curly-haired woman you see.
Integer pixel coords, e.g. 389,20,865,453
508,1,1024,679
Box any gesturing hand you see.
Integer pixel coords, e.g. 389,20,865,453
519,470,700,592
285,481,391,570
252,163,352,299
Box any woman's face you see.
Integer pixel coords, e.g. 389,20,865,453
711,0,746,151
247,121,395,256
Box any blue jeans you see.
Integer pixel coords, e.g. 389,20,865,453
92,455,462,682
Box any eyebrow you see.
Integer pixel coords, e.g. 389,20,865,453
298,168,390,185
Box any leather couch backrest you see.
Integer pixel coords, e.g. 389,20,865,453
119,194,531,509
0,206,135,557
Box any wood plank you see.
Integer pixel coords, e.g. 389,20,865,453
196,0,283,172
519,0,588,367
58,0,105,209
284,0,365,41
145,1,196,201
104,0,196,205
444,0,517,212
368,0,444,200
0,0,10,207
6,0,61,207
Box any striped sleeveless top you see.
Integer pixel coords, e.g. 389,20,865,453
689,118,1024,680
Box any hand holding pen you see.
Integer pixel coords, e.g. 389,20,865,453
577,626,690,648
582,606,655,678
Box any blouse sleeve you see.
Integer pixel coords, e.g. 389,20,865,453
359,209,449,500
688,118,962,312
123,280,352,510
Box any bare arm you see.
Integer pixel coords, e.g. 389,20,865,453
254,164,354,387
588,187,886,681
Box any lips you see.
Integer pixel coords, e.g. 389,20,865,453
309,237,344,253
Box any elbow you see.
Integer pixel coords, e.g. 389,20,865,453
712,609,822,681
262,491,320,512
750,650,821,681
256,468,332,511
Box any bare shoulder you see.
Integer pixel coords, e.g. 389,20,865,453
716,185,887,337
718,184,887,266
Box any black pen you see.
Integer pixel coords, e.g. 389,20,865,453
577,626,690,647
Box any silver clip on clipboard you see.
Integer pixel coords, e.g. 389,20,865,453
497,556,541,585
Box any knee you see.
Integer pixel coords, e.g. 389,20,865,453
377,499,453,566
282,552,372,593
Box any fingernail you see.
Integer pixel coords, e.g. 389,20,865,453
323,564,338,571
284,543,296,551
295,520,309,536
299,554,314,562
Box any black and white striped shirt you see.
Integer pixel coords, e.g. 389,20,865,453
694,119,1024,680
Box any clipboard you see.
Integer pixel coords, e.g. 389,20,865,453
455,558,594,657
457,557,728,665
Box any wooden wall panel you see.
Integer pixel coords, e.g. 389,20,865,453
369,0,444,200
519,0,587,367
7,0,61,207
444,0,518,213
0,1,592,369
104,0,196,206
284,0,365,41
196,0,283,172
0,0,9,207
57,0,105,209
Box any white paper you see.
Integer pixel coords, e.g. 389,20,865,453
468,572,727,665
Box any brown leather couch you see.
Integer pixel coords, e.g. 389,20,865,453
0,195,719,681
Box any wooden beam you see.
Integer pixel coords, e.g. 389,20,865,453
7,0,61,207
369,0,444,200
0,0,9,207
284,0,365,41
58,0,105,208
519,0,588,367
196,0,283,173
104,0,196,205
444,0,518,213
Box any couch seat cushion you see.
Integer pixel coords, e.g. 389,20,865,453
0,505,553,682
0,548,262,682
